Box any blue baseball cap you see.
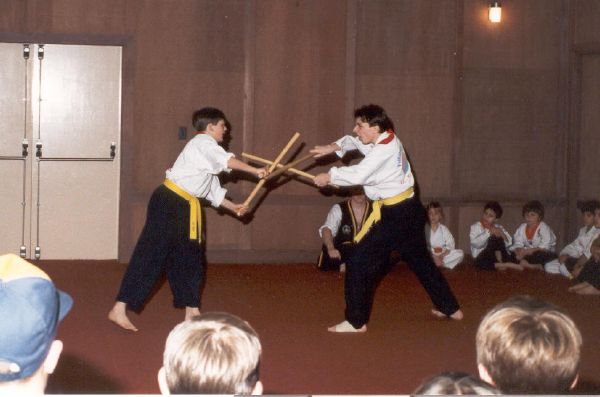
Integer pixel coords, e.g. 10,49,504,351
0,254,73,382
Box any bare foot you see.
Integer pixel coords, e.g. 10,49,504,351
327,320,367,333
108,301,138,332
185,306,201,321
431,309,463,320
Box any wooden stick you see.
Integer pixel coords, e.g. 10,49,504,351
241,132,300,211
242,152,316,180
263,153,316,181
242,152,339,189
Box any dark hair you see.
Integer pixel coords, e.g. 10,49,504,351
426,201,442,211
192,107,228,132
413,372,500,395
522,200,544,219
484,201,503,219
580,199,600,214
354,104,394,132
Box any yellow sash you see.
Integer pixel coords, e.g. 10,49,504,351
353,187,414,243
163,179,202,242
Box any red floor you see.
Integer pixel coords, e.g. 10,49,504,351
36,260,600,395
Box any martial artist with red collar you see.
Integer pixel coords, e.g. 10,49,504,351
311,104,463,332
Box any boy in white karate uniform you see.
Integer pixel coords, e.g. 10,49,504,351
511,200,557,270
425,201,464,269
470,201,521,271
545,200,600,277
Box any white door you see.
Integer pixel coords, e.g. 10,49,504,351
0,43,121,259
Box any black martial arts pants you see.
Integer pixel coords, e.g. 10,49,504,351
116,184,203,311
344,197,460,328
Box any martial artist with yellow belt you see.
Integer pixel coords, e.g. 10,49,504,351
311,104,462,333
109,107,267,332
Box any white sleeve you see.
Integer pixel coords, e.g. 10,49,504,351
560,227,587,257
318,204,342,238
583,229,600,259
200,141,234,174
333,135,372,157
206,175,227,207
470,223,489,250
329,145,390,186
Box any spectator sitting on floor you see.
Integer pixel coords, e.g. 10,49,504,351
425,201,464,270
0,254,73,396
569,236,600,295
476,295,582,394
158,312,263,395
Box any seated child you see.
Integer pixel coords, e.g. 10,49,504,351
569,236,600,295
511,200,557,270
470,201,521,271
545,200,600,277
317,188,371,273
572,207,600,278
425,201,464,269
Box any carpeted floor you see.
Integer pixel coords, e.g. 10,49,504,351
36,260,600,395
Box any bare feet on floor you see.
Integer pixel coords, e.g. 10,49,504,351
431,308,464,320
185,306,201,321
327,320,367,333
108,301,138,332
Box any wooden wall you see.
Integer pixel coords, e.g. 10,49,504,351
1,0,599,263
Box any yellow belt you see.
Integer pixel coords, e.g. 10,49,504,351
163,179,202,242
353,187,414,243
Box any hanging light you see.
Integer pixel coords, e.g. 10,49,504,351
489,1,502,23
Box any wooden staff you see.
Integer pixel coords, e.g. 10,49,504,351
263,153,315,181
242,152,339,189
239,132,300,213
242,152,316,180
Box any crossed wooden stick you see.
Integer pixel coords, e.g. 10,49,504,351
238,132,335,215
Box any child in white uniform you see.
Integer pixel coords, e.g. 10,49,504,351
425,202,464,269
511,200,557,270
470,201,521,271
545,200,600,277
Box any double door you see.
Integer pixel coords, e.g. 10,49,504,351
0,43,122,259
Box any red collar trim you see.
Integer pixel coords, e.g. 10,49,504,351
378,130,395,145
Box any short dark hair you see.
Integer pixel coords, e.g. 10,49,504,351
580,199,600,214
354,104,394,132
192,107,228,132
484,201,503,219
522,200,544,219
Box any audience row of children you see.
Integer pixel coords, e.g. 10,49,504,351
0,253,587,395
425,199,600,284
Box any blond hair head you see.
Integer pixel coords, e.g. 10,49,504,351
476,296,582,394
162,312,261,394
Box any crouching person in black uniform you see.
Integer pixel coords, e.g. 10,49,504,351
317,189,371,273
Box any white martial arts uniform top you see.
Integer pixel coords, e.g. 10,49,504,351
319,203,343,238
560,226,598,258
510,221,556,252
166,133,234,207
469,221,512,258
426,223,464,269
426,224,457,253
329,132,414,200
